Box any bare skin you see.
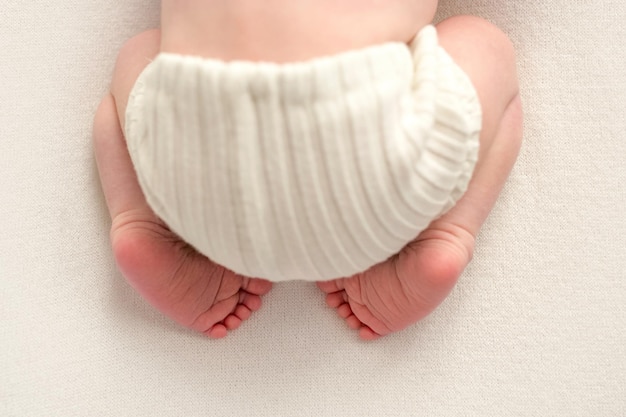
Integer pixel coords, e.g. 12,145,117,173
94,0,522,340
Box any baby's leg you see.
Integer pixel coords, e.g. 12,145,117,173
96,30,273,338
384,16,524,269
319,16,523,339
433,15,522,238
110,30,161,129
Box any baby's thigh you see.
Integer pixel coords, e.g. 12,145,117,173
436,16,519,152
110,30,161,127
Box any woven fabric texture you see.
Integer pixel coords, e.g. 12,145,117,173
1,1,624,416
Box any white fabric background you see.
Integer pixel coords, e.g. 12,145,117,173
1,1,624,416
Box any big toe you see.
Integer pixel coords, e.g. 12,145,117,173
317,278,344,294
244,278,273,296
325,291,347,308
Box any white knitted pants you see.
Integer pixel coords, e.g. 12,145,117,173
125,25,482,282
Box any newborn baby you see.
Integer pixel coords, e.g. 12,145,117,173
94,0,522,339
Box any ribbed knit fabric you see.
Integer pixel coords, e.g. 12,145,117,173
125,25,482,282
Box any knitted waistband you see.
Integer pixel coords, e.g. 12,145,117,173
145,40,414,105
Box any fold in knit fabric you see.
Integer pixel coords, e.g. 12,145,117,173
125,25,482,282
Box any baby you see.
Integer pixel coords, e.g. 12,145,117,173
94,0,522,340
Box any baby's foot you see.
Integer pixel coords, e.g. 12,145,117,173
317,225,471,340
100,23,273,338
112,212,273,338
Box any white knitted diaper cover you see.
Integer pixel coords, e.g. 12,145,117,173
125,25,482,282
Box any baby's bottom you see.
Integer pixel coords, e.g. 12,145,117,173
101,15,521,339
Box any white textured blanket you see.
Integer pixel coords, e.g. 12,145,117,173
1,1,624,415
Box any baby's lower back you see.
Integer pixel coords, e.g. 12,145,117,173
161,0,436,62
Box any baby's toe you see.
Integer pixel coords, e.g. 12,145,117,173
358,327,381,341
244,278,273,296
234,304,252,321
334,302,363,330
345,314,363,330
239,292,263,312
325,291,347,308
337,303,353,319
317,279,344,294
224,315,243,331
206,324,228,339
